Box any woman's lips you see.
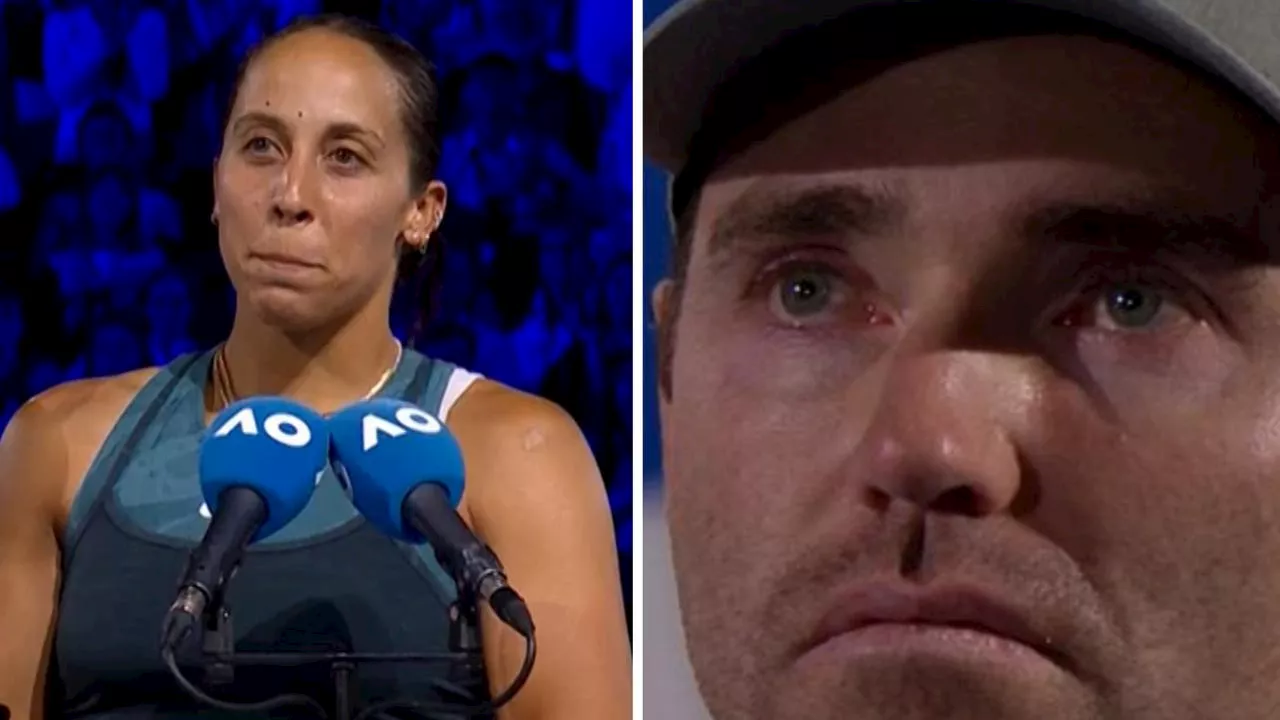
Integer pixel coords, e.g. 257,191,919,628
249,251,323,269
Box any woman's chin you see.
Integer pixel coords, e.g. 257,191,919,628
244,287,335,334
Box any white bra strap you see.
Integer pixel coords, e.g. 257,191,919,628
439,367,483,422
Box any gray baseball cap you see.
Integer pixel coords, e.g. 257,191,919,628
644,0,1280,177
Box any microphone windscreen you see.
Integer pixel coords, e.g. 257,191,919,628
199,396,329,540
328,398,465,543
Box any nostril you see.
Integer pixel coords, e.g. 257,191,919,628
930,485,984,516
862,486,892,512
863,480,988,516
272,206,313,224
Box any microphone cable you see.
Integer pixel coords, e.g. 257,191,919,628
353,632,536,720
161,647,330,720
161,631,536,719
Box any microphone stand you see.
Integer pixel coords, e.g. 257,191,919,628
448,584,485,670
182,589,490,720
201,599,236,688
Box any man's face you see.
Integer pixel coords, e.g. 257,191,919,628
659,34,1280,720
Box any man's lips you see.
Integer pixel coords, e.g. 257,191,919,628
804,582,1073,668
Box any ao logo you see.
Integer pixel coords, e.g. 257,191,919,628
199,406,317,520
362,406,442,451
212,406,313,447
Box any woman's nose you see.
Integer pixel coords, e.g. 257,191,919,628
271,158,317,226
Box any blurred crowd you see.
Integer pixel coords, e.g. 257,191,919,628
0,0,633,612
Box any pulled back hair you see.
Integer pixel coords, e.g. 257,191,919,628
221,13,445,342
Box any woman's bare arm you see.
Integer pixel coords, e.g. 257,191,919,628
451,382,632,720
0,395,72,720
0,373,151,720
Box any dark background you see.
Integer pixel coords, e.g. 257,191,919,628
0,0,633,625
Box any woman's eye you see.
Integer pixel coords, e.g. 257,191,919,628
244,137,273,155
331,148,361,166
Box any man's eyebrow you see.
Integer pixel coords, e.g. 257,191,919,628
1020,200,1272,267
230,112,385,150
705,182,908,262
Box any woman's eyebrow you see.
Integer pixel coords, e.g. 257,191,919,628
230,112,385,151
230,111,289,137
326,122,385,149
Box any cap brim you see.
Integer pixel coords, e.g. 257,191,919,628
643,0,1280,175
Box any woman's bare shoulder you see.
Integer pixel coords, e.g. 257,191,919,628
446,379,600,515
20,367,161,431
2,367,164,522
447,379,580,444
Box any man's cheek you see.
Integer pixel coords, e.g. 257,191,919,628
1044,436,1278,623
1068,328,1237,416
724,334,887,405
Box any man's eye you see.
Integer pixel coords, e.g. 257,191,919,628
772,268,839,319
747,255,895,331
758,261,863,328
1099,285,1166,329
1057,281,1194,332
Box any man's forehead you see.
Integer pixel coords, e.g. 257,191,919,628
682,36,1278,261
694,172,1271,269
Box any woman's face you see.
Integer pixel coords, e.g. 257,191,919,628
214,28,442,332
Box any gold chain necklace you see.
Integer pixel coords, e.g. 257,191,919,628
212,341,403,414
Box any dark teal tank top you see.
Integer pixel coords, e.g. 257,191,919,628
47,348,491,719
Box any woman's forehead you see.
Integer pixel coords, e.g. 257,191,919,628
234,30,403,136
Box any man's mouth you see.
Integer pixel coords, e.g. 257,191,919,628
803,581,1074,670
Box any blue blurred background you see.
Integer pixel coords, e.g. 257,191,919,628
642,0,673,486
0,0,633,623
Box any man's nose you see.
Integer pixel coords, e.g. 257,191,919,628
271,155,317,226
851,350,1029,517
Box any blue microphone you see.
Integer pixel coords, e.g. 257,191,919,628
329,398,534,638
161,396,328,652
